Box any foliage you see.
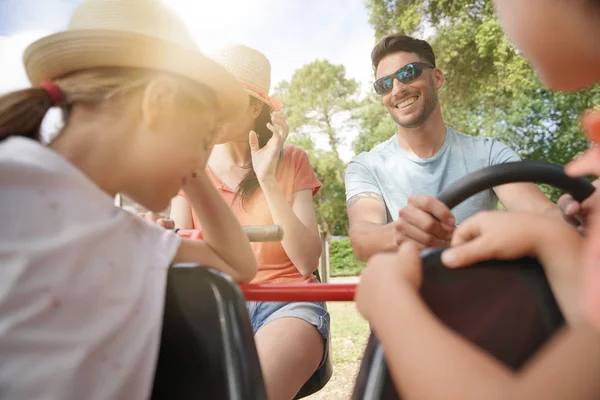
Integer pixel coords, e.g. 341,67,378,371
276,59,360,159
363,0,600,200
329,238,365,277
352,93,397,155
276,60,361,236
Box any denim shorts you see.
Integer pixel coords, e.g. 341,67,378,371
246,301,330,367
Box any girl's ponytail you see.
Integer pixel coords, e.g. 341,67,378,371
0,81,62,142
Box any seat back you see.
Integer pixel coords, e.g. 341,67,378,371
294,268,334,399
351,252,565,399
151,266,267,400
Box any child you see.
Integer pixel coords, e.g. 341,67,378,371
0,0,257,399
356,0,600,398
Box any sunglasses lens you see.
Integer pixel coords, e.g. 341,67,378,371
374,63,428,95
399,64,420,82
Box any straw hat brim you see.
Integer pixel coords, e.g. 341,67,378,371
247,90,273,110
23,29,248,123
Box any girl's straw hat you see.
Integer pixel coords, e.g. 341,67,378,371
22,0,247,122
211,44,282,112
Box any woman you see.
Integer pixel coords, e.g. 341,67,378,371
0,0,257,398
170,44,329,400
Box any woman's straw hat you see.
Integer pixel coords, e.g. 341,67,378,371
22,0,248,122
211,44,282,112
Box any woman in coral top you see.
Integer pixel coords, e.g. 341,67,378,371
170,44,329,400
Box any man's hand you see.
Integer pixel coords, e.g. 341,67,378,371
139,211,176,230
396,195,455,248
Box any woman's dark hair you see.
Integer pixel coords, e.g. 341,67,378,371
234,96,275,205
371,34,436,72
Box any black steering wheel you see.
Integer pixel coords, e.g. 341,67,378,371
421,160,594,368
352,161,595,400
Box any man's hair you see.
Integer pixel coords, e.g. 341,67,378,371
371,34,436,72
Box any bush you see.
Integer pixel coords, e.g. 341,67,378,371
329,238,365,277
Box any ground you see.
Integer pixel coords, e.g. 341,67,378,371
305,277,370,400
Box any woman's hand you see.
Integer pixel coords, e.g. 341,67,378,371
250,112,289,184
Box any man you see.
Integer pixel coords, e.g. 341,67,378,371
346,34,559,261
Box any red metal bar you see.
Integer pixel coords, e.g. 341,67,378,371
239,283,357,302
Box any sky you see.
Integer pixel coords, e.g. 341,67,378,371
0,0,380,161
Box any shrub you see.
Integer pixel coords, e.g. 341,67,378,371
329,238,365,277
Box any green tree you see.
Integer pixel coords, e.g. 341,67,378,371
276,60,359,159
365,0,600,201
353,93,396,154
276,60,361,236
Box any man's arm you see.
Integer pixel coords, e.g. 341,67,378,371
488,140,561,218
494,183,561,218
347,192,398,262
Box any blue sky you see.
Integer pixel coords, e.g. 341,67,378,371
0,0,379,159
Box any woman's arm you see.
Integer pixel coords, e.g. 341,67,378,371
172,171,257,283
261,181,322,276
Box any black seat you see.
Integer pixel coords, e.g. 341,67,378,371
351,249,565,399
151,265,332,399
294,267,334,399
151,266,267,400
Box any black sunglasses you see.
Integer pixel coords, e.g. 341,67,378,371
373,62,435,95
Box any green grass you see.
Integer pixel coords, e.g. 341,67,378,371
305,301,371,399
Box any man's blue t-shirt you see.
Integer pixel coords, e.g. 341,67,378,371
345,127,521,224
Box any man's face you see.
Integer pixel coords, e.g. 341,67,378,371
376,51,441,129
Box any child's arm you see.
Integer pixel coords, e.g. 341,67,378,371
169,195,194,229
357,244,600,400
172,171,257,283
442,211,583,323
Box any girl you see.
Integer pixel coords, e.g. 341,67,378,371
0,0,256,398
170,44,330,400
356,0,600,398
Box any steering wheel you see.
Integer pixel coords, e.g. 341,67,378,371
352,161,594,400
420,160,594,369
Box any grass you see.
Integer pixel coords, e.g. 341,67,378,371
305,301,371,400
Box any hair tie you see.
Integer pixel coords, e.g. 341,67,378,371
40,81,62,107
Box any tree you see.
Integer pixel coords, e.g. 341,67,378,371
365,0,600,201
275,60,360,236
353,93,396,154
276,60,359,160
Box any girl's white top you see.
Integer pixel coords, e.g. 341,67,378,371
0,137,182,399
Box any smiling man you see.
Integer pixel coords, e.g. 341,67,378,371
345,34,559,261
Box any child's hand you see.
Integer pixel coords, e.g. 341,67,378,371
560,110,600,231
442,211,585,322
139,212,175,230
441,211,550,268
356,243,422,321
